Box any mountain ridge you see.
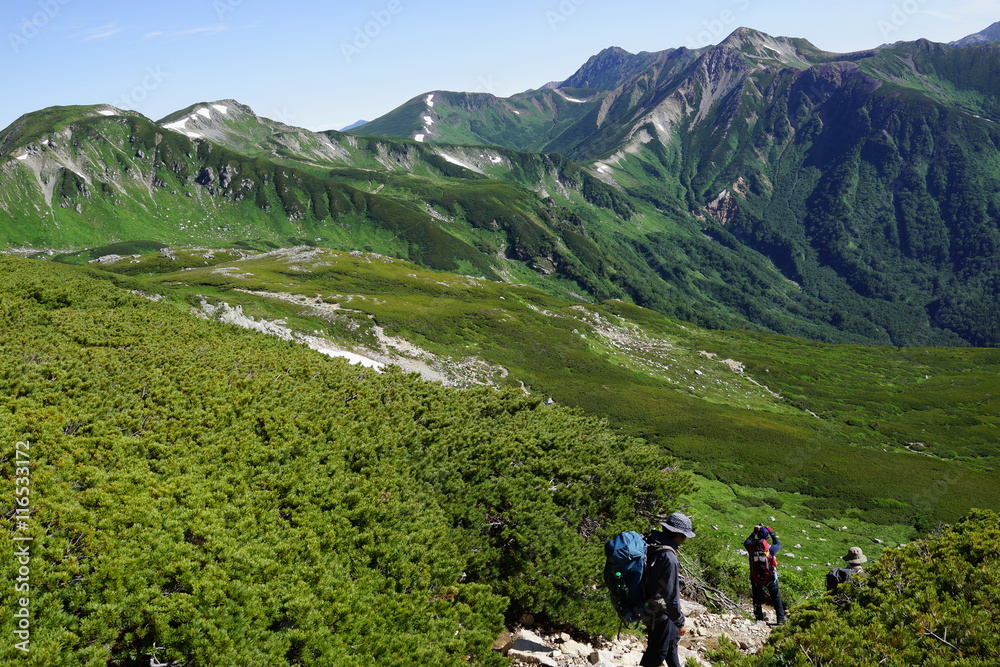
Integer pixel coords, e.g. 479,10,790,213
950,20,1000,46
4,25,1000,347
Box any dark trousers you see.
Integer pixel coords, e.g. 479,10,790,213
640,614,681,667
751,578,785,621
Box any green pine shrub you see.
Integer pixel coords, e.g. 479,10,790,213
0,257,691,665
710,509,1000,666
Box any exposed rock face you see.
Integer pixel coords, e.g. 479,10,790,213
707,188,738,225
501,599,772,666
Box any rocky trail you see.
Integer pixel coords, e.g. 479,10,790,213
497,599,774,666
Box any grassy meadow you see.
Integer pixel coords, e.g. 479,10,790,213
90,246,1000,570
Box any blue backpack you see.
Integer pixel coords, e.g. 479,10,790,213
603,531,649,624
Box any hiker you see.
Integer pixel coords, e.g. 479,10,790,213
744,524,786,624
825,546,867,592
639,512,696,667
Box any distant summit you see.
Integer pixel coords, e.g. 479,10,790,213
558,45,674,91
339,119,368,131
951,21,1000,47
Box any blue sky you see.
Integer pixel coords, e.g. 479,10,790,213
2,0,997,132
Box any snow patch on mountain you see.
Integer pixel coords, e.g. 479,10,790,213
415,93,439,141
196,298,385,369
555,90,590,103
163,117,205,139
437,150,482,173
161,102,246,140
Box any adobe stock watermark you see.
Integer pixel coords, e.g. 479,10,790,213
269,106,298,126
110,66,170,111
781,440,822,476
214,0,244,21
473,74,501,95
910,467,963,515
546,0,586,32
686,0,752,48
12,440,33,653
341,0,403,63
877,0,929,41
8,0,72,54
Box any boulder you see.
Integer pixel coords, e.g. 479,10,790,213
589,649,615,664
681,599,708,618
508,649,558,667
492,631,515,653
559,639,591,657
512,629,553,654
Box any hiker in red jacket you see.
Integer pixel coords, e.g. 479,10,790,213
744,524,786,624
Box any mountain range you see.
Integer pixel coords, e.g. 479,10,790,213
3,25,1000,347
3,24,1000,664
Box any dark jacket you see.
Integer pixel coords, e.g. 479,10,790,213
643,530,685,628
826,565,864,592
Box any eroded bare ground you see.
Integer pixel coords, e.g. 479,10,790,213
203,289,510,389
198,281,795,415
187,244,792,408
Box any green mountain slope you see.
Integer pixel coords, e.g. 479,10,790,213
4,248,997,660
357,29,1000,347
89,246,1000,531
585,34,1000,347
6,27,1000,349
352,88,605,152
0,101,880,345
558,45,681,90
0,256,691,664
0,104,642,303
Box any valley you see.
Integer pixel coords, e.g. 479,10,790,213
93,244,1000,545
2,20,1000,665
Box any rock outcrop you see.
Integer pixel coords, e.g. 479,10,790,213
500,599,773,666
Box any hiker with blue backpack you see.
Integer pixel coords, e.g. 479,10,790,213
639,513,696,667
603,512,696,667
745,524,786,625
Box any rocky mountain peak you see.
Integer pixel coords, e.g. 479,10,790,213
715,26,815,69
950,20,1000,47
560,45,675,91
156,100,261,140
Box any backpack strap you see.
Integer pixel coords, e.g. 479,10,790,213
644,543,676,601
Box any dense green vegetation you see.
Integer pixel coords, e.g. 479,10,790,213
0,257,691,665
710,509,1000,666
3,29,1000,665
355,88,603,153
8,42,1000,348
4,251,995,663
353,34,1000,349
97,246,1000,533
